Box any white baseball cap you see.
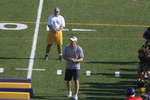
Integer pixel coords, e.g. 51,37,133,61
54,8,60,12
69,36,78,42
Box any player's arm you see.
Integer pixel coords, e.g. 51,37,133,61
63,56,74,62
63,56,83,62
48,25,53,30
48,24,58,34
72,58,84,62
73,47,84,62
63,47,73,62
58,16,65,31
63,52,76,62
59,26,64,31
48,16,55,31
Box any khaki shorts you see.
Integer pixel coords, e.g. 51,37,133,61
47,31,63,45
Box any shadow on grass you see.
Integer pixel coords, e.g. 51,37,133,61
0,57,44,60
80,80,137,100
32,80,137,100
120,68,137,72
32,95,68,100
92,73,137,79
32,95,48,99
84,97,123,100
86,61,138,65
0,56,60,61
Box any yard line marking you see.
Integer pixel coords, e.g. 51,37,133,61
0,20,150,28
63,28,70,31
72,29,96,32
16,68,46,71
68,23,150,28
46,26,96,32
27,0,44,79
0,68,4,73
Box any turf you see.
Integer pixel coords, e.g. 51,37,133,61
0,0,150,99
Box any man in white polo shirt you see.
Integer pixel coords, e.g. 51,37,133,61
44,8,65,61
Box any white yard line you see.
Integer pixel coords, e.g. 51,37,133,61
17,68,46,71
72,29,96,32
27,0,44,79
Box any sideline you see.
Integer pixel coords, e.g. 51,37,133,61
27,0,44,79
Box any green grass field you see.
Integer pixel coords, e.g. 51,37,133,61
0,0,150,99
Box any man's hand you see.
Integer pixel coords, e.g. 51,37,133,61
59,26,64,30
72,58,83,62
55,26,64,31
63,57,83,62
72,58,78,62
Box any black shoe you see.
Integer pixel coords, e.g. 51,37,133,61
59,55,62,61
44,55,48,61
